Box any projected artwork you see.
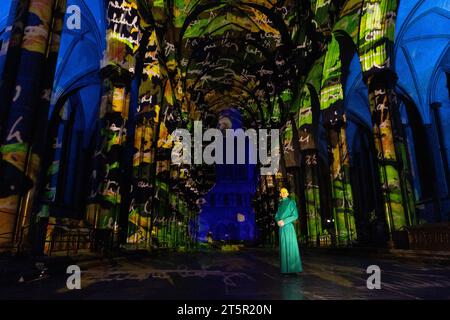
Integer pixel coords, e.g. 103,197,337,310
320,35,344,115
0,0,449,302
0,0,446,263
328,126,356,244
282,120,297,168
334,0,364,42
302,150,322,244
296,86,316,151
106,0,141,71
359,0,397,73
369,81,412,232
126,29,162,244
0,0,66,246
88,0,140,231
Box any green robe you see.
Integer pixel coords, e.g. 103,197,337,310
275,198,302,274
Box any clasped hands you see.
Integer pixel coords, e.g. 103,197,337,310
277,220,285,227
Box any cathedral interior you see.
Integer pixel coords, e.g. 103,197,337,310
0,0,449,256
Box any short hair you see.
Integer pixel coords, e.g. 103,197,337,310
280,187,289,194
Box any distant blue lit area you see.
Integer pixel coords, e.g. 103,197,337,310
199,109,258,242
0,0,13,76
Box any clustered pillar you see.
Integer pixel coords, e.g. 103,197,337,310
366,70,416,242
0,0,67,249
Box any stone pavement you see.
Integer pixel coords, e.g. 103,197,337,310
1,248,449,300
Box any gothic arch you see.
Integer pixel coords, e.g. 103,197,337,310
51,0,105,108
394,2,450,123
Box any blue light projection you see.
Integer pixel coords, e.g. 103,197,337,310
199,108,258,242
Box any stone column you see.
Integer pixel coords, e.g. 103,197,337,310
92,75,131,226
431,102,450,196
86,0,140,248
0,0,67,250
302,149,322,246
366,70,416,240
127,29,161,246
327,122,356,246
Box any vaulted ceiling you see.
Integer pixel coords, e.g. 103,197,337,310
136,0,329,127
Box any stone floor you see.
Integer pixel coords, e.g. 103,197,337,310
1,248,450,300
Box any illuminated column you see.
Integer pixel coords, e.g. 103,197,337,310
319,33,357,245
127,29,161,246
327,123,356,245
92,79,131,229
367,70,415,237
154,23,184,248
358,0,415,241
297,88,323,246
29,0,67,255
86,0,140,243
0,0,66,249
302,150,322,246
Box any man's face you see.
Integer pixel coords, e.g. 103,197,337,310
280,189,289,199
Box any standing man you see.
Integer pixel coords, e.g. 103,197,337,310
275,188,302,275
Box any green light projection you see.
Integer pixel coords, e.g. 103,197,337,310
359,0,397,73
